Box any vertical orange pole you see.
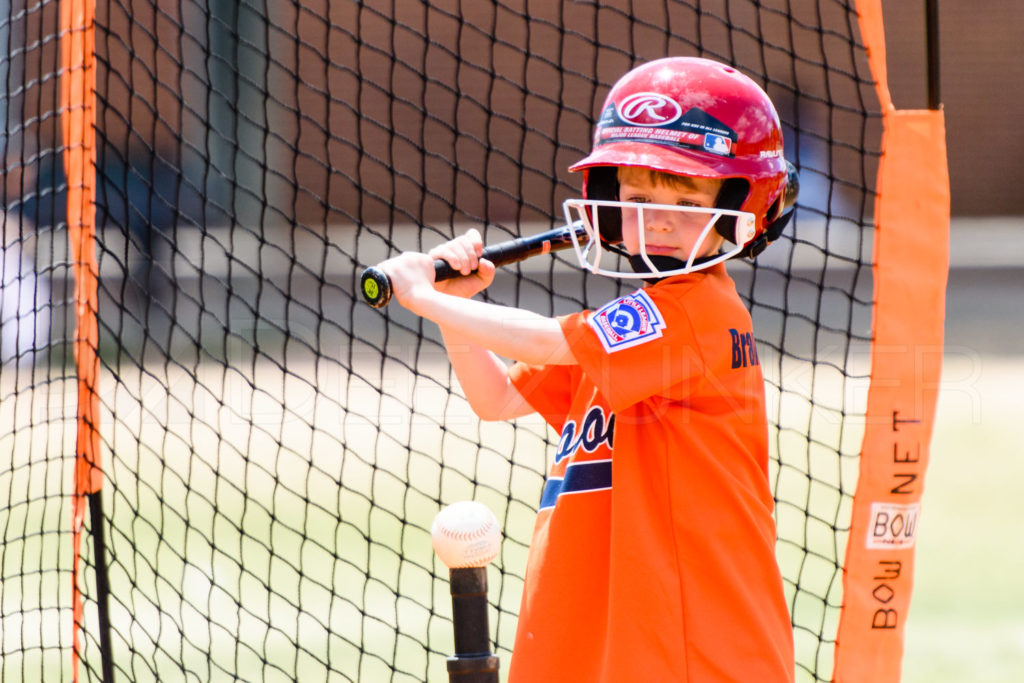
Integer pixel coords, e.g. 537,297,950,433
834,2,950,681
60,0,99,680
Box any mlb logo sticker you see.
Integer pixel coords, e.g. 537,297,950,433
703,133,732,156
588,290,665,352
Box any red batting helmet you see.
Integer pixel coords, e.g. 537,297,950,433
570,56,792,253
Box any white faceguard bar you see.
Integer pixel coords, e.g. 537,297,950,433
562,198,758,279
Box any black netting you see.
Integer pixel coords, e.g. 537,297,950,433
1,1,881,681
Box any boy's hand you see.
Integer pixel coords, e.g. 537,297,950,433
428,229,495,299
379,250,437,311
383,229,495,312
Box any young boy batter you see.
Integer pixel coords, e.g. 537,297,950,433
381,57,796,682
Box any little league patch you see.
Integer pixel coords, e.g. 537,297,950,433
588,290,666,352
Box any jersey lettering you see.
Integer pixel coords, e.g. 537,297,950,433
554,406,615,464
729,328,760,368
542,406,616,511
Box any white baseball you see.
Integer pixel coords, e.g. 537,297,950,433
431,501,502,569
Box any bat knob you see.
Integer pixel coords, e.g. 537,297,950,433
360,266,392,308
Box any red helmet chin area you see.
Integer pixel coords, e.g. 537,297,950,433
572,56,790,244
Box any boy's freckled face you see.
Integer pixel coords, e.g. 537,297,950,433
617,167,725,260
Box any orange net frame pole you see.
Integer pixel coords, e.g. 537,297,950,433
835,2,950,680
61,0,108,680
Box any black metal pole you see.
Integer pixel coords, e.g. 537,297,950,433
925,0,941,109
88,490,115,682
446,567,499,682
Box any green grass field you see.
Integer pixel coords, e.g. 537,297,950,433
901,354,1024,682
2,351,1020,681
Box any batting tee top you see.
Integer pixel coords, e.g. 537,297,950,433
506,264,794,682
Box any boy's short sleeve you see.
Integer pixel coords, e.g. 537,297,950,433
508,360,580,432
558,287,707,413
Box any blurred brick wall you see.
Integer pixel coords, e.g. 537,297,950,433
882,1,1024,216
9,1,1017,225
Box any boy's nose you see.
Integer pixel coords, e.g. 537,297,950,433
645,210,675,232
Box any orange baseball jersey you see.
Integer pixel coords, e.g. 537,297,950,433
507,264,794,682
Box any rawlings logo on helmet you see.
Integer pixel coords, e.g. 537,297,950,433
617,92,682,126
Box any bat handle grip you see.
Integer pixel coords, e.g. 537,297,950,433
432,258,460,282
361,259,462,308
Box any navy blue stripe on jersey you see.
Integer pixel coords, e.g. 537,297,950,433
539,459,612,510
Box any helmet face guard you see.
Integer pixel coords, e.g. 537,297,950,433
563,198,757,279
566,56,793,278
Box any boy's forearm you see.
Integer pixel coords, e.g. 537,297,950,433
410,289,574,366
438,326,531,420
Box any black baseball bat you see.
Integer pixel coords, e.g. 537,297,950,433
359,223,585,308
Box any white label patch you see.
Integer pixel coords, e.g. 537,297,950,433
588,290,665,352
866,502,921,549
